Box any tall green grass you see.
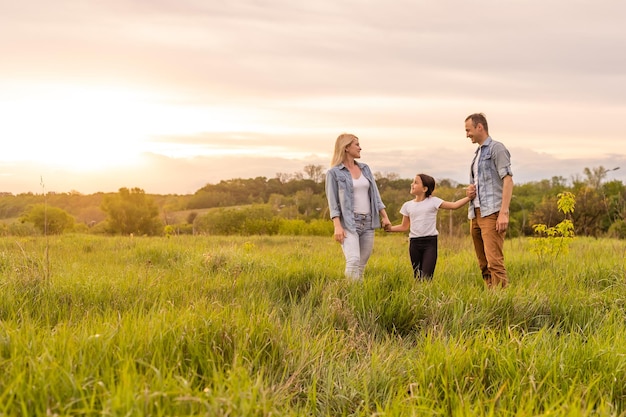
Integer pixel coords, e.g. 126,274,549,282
0,233,625,415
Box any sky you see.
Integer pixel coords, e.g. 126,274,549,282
1,0,625,195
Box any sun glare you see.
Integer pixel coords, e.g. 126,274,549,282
1,84,158,171
1,82,290,172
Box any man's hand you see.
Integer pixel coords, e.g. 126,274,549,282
496,211,509,233
466,184,476,199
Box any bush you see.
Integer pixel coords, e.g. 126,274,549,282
194,204,280,235
608,219,626,239
193,206,334,236
21,204,75,234
278,219,333,236
7,221,39,236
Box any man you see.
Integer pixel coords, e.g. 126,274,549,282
464,113,513,288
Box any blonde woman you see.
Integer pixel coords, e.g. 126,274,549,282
325,133,391,280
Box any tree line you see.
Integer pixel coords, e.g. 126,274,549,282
0,165,624,239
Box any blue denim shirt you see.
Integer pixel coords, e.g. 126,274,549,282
325,162,386,232
468,136,513,219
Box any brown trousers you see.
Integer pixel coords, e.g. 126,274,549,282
470,209,508,288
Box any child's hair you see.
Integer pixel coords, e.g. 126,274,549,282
418,173,436,197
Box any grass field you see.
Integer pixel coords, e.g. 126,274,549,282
1,233,625,416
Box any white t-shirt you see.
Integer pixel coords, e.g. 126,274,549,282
472,146,481,207
399,196,444,238
352,175,371,214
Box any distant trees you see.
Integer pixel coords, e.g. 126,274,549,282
189,177,272,209
583,166,619,189
303,164,325,183
101,188,161,235
188,174,325,211
20,204,75,235
526,167,625,237
0,165,623,238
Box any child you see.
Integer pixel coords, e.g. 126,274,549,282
385,173,473,279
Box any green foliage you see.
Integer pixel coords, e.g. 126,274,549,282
530,192,576,261
163,223,194,236
608,220,626,239
193,207,335,236
556,191,576,215
188,176,325,210
7,221,38,236
194,204,281,235
278,219,334,236
101,187,161,235
1,166,623,239
20,204,75,234
186,211,198,224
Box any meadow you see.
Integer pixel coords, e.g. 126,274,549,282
1,233,625,416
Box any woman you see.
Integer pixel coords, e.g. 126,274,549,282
325,133,391,280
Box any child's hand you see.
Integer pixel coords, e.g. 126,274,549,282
466,184,477,199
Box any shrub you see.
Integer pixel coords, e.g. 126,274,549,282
20,204,75,234
608,219,626,239
530,191,575,262
194,204,279,235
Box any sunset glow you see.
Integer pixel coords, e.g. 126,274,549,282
1,1,625,194
2,84,151,169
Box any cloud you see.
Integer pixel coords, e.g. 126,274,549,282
1,0,625,195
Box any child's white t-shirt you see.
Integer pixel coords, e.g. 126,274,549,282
399,197,444,238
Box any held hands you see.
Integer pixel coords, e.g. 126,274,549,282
381,218,392,232
466,184,477,200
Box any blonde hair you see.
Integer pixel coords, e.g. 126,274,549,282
330,133,358,167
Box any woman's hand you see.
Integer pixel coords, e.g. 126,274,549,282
334,225,346,243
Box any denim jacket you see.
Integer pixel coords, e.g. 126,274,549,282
468,136,513,219
325,162,386,232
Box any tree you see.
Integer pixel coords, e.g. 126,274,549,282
572,187,607,237
186,211,198,224
21,204,75,235
275,172,291,183
601,179,625,230
374,171,400,181
101,188,161,235
303,164,325,183
530,192,576,263
583,166,619,189
294,188,326,218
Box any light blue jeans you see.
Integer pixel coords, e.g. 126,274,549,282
341,213,375,280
